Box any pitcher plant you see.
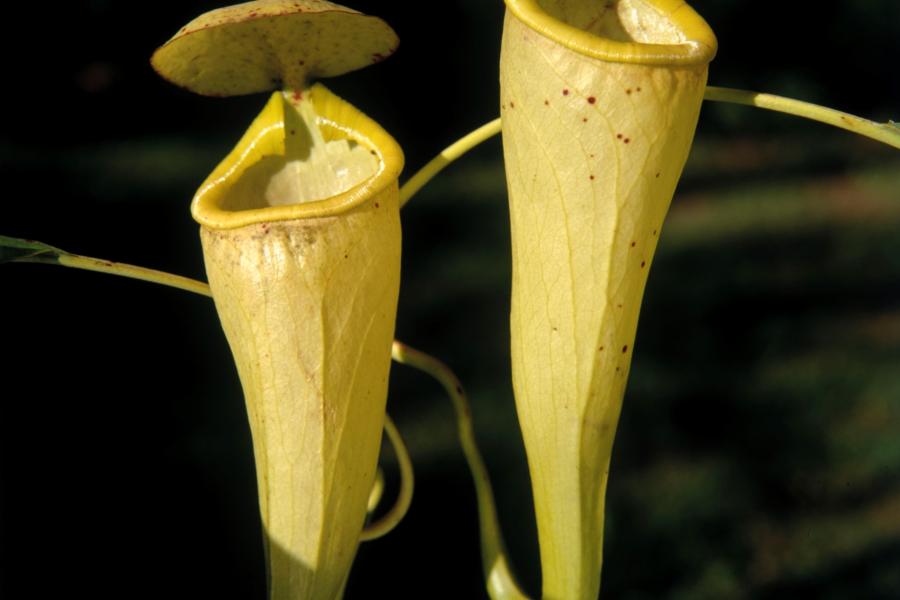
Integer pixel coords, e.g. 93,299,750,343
153,1,405,598
499,1,715,597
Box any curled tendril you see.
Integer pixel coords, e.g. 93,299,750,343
360,415,414,541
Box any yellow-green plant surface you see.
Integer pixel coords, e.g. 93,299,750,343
151,0,408,594
500,1,715,597
196,83,403,599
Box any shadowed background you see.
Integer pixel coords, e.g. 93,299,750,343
1,1,899,598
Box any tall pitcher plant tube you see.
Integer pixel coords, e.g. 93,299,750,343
500,1,716,597
194,84,403,599
151,2,404,597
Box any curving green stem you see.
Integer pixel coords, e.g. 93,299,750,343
2,237,211,296
704,86,900,149
390,341,530,600
359,415,414,541
399,118,502,207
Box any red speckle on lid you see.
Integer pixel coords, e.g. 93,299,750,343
587,96,596,104
562,89,569,96
616,133,623,139
292,90,303,101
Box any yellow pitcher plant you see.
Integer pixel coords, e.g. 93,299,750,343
191,87,402,600
499,1,715,598
152,1,405,598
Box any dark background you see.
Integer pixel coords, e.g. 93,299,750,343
2,1,899,598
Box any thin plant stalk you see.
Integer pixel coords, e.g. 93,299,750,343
399,118,502,207
704,86,900,149
391,341,529,600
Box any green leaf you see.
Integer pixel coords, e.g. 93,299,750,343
0,235,66,264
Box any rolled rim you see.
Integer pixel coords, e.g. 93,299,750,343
191,83,404,230
504,0,717,65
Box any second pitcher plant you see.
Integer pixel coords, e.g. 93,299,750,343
500,1,717,598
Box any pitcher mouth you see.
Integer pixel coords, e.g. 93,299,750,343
504,0,716,65
192,83,404,230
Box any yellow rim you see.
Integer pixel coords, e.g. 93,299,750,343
504,0,717,65
192,83,404,229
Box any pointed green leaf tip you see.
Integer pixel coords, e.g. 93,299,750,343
0,236,64,264
151,0,398,97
